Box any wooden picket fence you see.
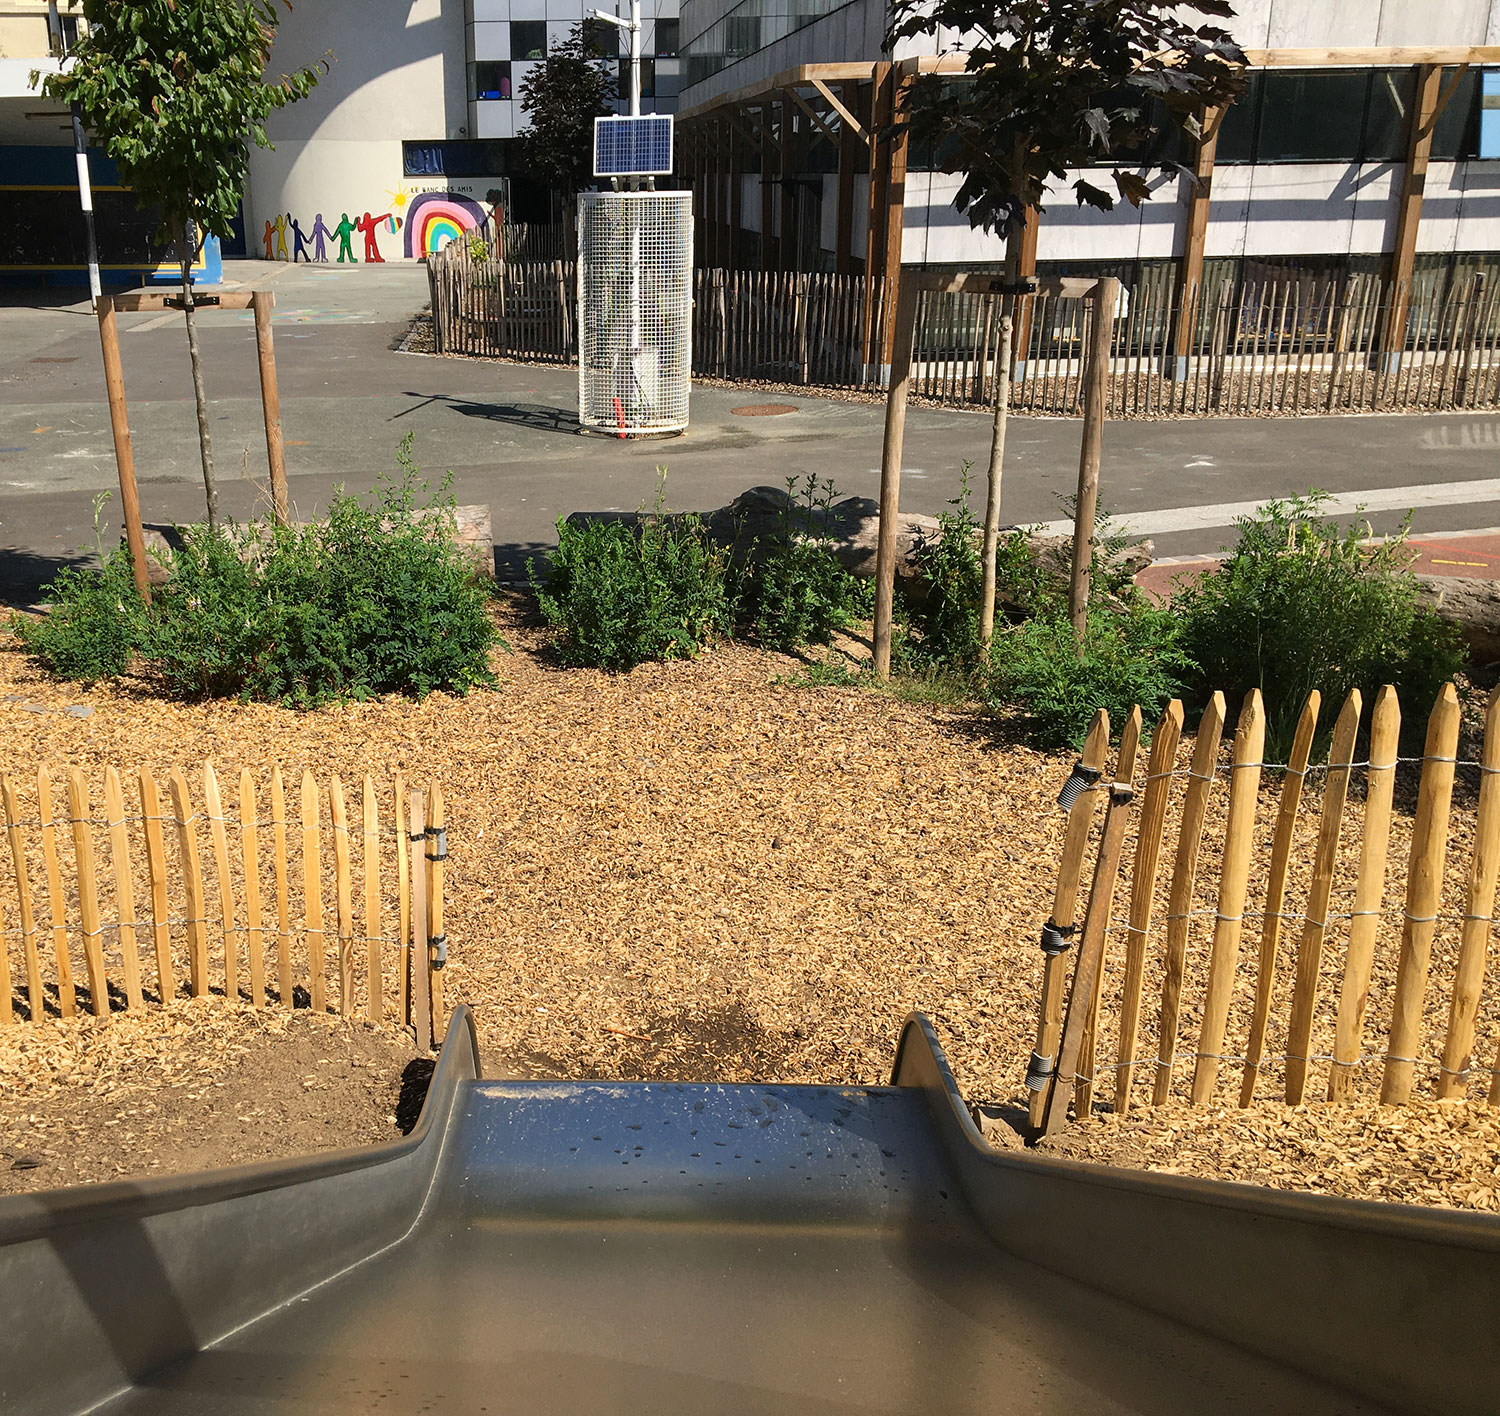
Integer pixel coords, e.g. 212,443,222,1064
426,244,1500,419
1030,681,1500,1134
0,763,448,1049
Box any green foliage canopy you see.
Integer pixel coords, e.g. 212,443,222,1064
517,22,617,196
40,0,329,243
884,0,1248,236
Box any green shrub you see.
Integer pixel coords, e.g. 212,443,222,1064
14,441,498,707
895,463,984,674
11,535,146,686
986,599,1192,751
534,502,733,671
1173,494,1466,755
738,476,862,652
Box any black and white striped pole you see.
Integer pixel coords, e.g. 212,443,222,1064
71,104,102,304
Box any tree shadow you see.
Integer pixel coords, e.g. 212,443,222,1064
0,547,95,609
396,391,581,436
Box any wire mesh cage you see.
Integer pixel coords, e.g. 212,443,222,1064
578,190,693,435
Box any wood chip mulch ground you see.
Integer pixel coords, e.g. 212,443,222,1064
4,595,1500,1214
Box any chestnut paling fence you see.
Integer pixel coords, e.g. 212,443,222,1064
1030,681,1500,1134
0,763,448,1049
427,234,1500,417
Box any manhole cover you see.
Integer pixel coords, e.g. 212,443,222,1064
730,403,798,417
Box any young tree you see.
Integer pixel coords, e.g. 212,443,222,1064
42,2,329,531
883,0,1246,644
517,23,617,228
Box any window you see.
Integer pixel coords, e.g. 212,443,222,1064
655,19,679,56
1364,69,1416,162
582,19,617,57
473,60,512,101
619,58,655,100
1432,68,1480,160
510,21,546,60
1256,71,1368,163
403,140,511,177
1215,73,1260,163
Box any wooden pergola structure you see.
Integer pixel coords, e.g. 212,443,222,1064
675,45,1500,366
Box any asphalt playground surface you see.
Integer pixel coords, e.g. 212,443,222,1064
3,259,1500,600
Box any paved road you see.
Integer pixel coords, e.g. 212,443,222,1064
4,260,1500,598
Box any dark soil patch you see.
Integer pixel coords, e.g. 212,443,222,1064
0,1000,424,1196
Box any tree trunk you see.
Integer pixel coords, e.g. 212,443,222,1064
181,220,218,531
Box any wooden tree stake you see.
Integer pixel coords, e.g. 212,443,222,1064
3,778,45,1021
37,769,76,1018
103,768,144,1011
364,775,383,1024
302,769,325,1013
203,761,237,1003
271,766,292,1007
330,775,354,1016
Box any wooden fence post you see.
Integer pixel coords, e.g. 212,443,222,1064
1191,691,1266,1104
1041,780,1138,1135
1026,709,1110,1130
1076,709,1142,1118
330,776,354,1017
271,766,293,1007
1439,686,1500,1097
1382,683,1462,1104
169,767,209,997
1239,690,1320,1105
203,761,238,1003
396,773,410,1028
1114,700,1184,1114
103,768,144,1012
66,768,111,1018
240,769,267,1008
1153,692,1226,1105
302,769,325,1013
364,775,383,1024
1282,690,1362,1104
410,789,433,1052
3,778,45,1021
427,783,446,1042
1328,687,1402,1101
37,769,76,1018
139,767,174,1003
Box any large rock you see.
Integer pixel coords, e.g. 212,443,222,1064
566,486,1153,593
138,505,494,586
1416,574,1500,664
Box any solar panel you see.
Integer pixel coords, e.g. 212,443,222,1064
593,115,674,177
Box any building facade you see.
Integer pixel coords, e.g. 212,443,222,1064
676,0,1500,302
1,0,681,276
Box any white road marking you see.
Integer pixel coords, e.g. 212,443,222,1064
1035,478,1500,538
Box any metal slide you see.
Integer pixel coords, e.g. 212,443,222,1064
3,1007,1498,1416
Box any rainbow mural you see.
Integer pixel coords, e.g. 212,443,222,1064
404,192,488,259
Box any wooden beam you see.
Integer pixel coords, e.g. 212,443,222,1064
781,88,800,271
758,101,775,270
1385,64,1443,361
1243,45,1500,69
786,84,839,148
809,77,867,143
864,64,892,362
1172,102,1222,373
676,61,877,122
835,80,858,276
879,66,913,363
729,115,744,268
110,290,255,312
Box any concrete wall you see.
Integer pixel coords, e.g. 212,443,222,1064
1228,0,1500,47
246,0,470,262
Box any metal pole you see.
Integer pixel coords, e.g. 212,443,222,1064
71,106,102,303
628,0,641,117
